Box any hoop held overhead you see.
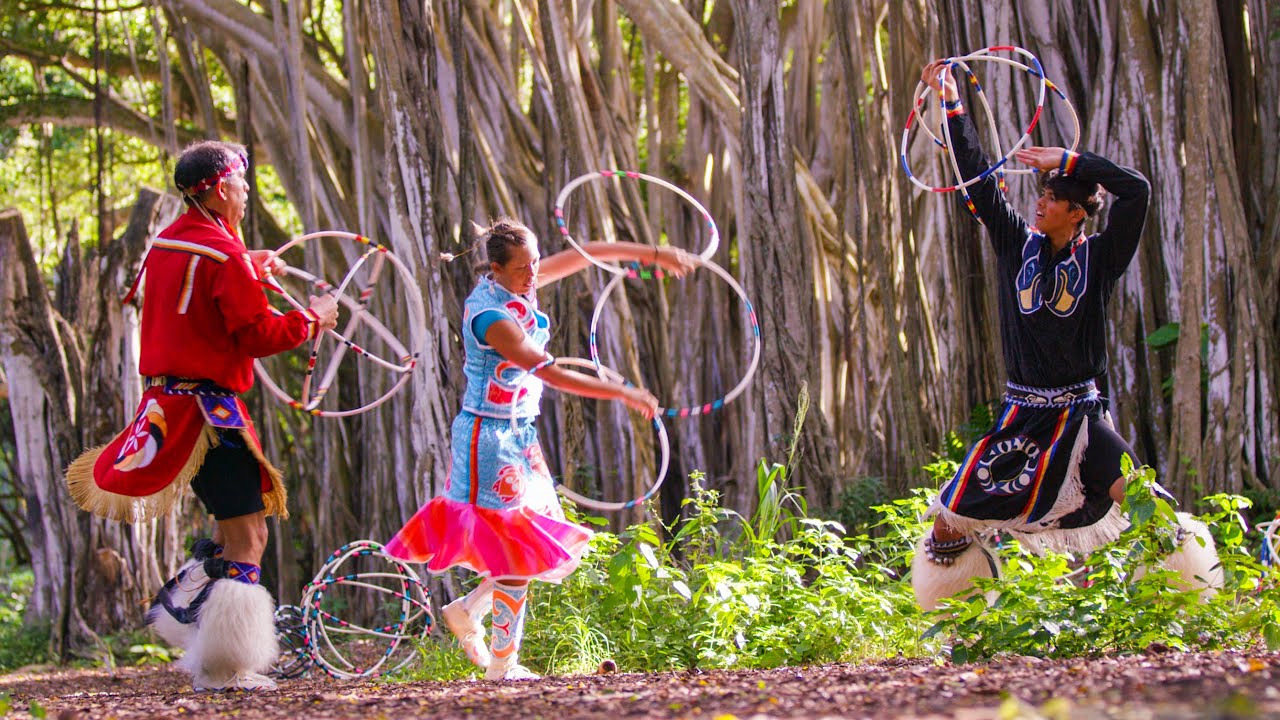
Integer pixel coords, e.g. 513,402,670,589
899,46,1080,222
553,170,720,275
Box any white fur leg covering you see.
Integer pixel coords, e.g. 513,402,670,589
911,532,1002,612
145,559,206,650
178,579,279,681
1163,513,1224,599
147,610,197,650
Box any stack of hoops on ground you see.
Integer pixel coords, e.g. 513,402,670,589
270,540,433,680
258,170,758,677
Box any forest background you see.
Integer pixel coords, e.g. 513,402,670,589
0,0,1276,662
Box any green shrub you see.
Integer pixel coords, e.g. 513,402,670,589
926,461,1280,662
401,448,1280,677
832,476,890,533
424,463,938,678
0,570,50,671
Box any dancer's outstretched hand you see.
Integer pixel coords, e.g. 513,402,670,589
654,246,699,277
619,386,659,420
921,59,959,102
1014,147,1069,173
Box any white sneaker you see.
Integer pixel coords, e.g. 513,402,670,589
442,599,491,668
194,671,279,692
484,658,540,681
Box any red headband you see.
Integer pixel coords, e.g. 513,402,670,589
179,154,247,196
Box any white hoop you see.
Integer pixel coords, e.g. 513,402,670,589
553,170,720,276
253,231,423,418
1260,516,1280,567
588,258,761,418
508,356,671,512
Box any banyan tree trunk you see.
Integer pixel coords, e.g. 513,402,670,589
0,189,184,651
731,0,839,505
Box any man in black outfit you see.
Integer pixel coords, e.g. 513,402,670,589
910,59,1222,610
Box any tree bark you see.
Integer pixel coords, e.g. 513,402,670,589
731,0,838,506
1,189,184,647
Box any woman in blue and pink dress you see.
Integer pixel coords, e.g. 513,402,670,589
387,218,695,680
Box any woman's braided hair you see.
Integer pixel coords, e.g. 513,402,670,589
484,217,533,267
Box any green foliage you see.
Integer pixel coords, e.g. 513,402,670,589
1144,322,1181,348
832,476,889,533
514,467,931,674
926,463,1280,662
126,643,172,666
1238,486,1280,524
411,634,480,681
0,570,50,672
401,445,1280,678
402,465,936,681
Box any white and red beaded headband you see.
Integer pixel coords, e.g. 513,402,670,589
178,152,247,196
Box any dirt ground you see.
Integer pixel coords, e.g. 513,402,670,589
2,650,1278,719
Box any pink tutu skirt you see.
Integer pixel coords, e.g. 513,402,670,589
385,496,591,582
385,412,592,582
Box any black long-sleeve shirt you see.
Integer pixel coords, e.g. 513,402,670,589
947,113,1151,389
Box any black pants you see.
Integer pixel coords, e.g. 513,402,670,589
1057,416,1139,529
191,429,266,520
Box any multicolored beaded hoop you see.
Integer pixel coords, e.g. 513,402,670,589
509,356,671,512
254,231,423,418
270,604,312,679
901,46,1048,193
298,539,433,680
553,170,720,275
589,259,761,418
900,46,1079,220
925,49,1081,177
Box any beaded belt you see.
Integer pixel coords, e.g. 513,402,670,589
1004,379,1098,408
145,376,236,397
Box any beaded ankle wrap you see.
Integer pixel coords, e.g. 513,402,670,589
204,558,262,585
924,533,973,566
222,560,262,584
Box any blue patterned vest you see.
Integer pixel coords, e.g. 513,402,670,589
460,276,550,419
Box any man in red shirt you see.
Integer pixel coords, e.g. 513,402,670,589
67,140,337,691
